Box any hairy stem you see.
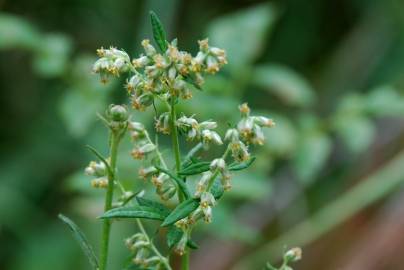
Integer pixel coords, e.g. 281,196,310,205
99,131,121,270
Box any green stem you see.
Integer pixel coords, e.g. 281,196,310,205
99,131,121,270
169,99,183,201
169,98,189,270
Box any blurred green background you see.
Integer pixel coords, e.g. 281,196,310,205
1,0,404,269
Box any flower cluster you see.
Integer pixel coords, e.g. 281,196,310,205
125,233,165,268
93,38,227,112
93,47,131,83
176,115,222,146
236,103,275,145
84,160,108,188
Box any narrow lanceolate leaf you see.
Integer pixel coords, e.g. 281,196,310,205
210,178,224,199
58,214,99,270
178,161,210,176
85,145,112,176
161,198,199,227
166,226,183,249
100,206,166,221
155,166,191,199
228,157,256,171
149,11,167,52
135,197,170,216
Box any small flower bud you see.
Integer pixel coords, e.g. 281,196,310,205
131,143,156,160
199,121,217,130
138,166,157,179
284,247,302,263
225,128,239,142
202,130,223,146
132,55,149,68
128,121,145,132
210,158,226,172
152,173,169,188
107,104,128,122
254,116,275,127
239,103,250,117
141,39,156,56
202,206,212,223
221,171,232,191
230,141,250,162
125,74,142,92
174,233,188,256
155,112,171,134
195,171,213,197
251,125,265,145
206,55,219,74
200,192,215,207
198,38,209,52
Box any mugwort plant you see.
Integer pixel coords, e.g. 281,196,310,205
59,11,301,270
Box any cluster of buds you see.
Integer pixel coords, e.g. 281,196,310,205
176,115,222,147
138,167,176,201
128,121,156,160
236,103,275,145
211,158,232,191
225,129,250,162
155,112,171,134
93,38,227,112
93,47,131,83
125,233,164,268
151,173,177,201
106,104,129,131
85,161,108,188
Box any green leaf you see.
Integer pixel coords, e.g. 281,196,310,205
253,64,316,107
161,199,199,227
166,226,183,249
32,33,72,77
135,197,170,216
58,214,99,270
0,13,41,50
334,114,375,155
149,11,168,52
365,85,404,116
178,161,210,176
187,239,199,249
100,206,167,221
154,166,191,199
210,178,224,200
293,131,332,185
228,157,256,171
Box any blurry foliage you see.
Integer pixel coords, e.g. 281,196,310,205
1,0,404,270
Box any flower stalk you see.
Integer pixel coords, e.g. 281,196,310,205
99,129,122,270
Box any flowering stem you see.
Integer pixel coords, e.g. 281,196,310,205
99,130,121,270
169,99,183,201
136,219,173,270
169,98,189,270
